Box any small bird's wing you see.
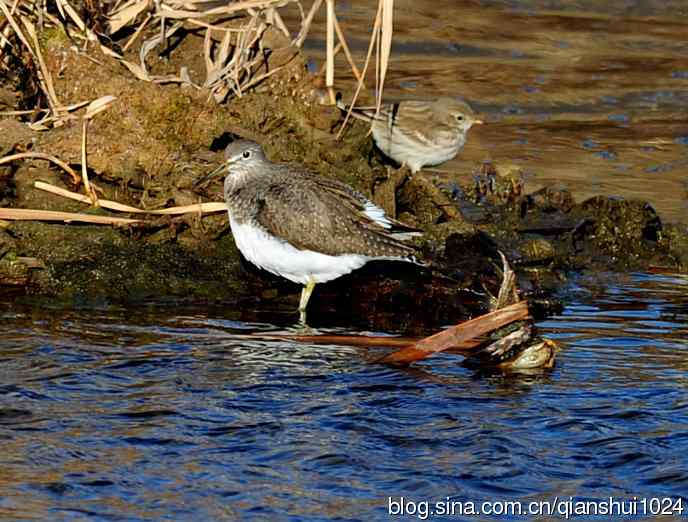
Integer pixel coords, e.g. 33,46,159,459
252,171,418,259
336,97,400,126
337,99,439,130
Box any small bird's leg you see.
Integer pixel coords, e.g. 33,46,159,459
298,277,317,323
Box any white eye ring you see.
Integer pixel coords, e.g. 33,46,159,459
242,150,251,159
456,114,464,121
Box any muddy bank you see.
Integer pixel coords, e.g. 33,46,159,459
1,36,686,329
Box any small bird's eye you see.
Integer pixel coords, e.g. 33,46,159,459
456,115,464,121
242,151,251,159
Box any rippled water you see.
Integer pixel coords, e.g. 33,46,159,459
0,272,686,520
289,0,688,223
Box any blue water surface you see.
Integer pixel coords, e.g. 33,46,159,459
0,272,687,521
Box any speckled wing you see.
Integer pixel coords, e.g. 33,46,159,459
298,172,422,236
252,172,417,259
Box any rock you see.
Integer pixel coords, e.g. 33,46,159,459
515,238,556,266
0,254,30,286
397,175,464,225
523,184,576,214
664,223,688,271
372,167,409,218
499,338,557,371
12,165,81,211
0,86,18,110
570,196,662,267
0,229,17,260
0,119,36,156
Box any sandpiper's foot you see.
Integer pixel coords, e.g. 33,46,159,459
298,277,317,323
286,320,319,335
298,308,308,326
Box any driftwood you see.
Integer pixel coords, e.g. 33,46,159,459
380,301,530,364
252,300,555,370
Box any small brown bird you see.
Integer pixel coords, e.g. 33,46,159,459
199,139,420,323
337,96,483,173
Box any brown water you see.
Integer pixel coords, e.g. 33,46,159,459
291,0,688,223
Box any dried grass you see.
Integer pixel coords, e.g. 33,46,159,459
1,0,393,131
0,180,227,227
0,0,396,222
34,180,227,216
0,151,81,184
0,0,308,124
0,208,142,225
80,95,117,205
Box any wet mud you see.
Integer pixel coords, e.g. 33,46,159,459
0,25,686,330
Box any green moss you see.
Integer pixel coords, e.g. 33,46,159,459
39,26,70,51
132,91,194,149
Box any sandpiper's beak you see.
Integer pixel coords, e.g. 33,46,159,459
193,161,227,189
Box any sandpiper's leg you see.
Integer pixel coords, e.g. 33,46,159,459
298,277,317,323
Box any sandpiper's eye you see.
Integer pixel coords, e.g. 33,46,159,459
242,150,251,159
456,114,464,121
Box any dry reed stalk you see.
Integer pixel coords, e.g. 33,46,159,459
332,13,361,82
121,12,152,52
34,181,228,215
79,118,97,204
0,208,142,225
107,0,304,99
295,0,322,47
79,95,117,206
55,0,98,42
337,0,383,139
0,1,59,122
1,0,306,109
324,0,335,103
249,332,483,353
2,0,390,133
0,109,40,115
0,152,81,184
334,0,395,137
375,0,393,116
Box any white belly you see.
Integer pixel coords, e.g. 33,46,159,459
230,217,369,284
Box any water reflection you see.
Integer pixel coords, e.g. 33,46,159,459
288,0,688,222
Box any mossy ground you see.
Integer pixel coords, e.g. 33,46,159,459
0,28,686,321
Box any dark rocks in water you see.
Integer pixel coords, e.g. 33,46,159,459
664,223,688,272
568,196,663,266
0,229,36,288
432,165,685,314
522,184,576,214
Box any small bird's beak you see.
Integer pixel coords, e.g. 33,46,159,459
194,161,227,189
474,119,484,125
